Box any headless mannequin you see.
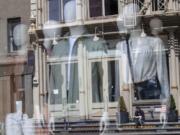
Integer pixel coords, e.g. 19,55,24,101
117,3,169,100
6,101,34,135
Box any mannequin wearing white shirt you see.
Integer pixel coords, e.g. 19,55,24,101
116,3,169,100
6,101,34,135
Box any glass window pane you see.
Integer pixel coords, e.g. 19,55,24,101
108,60,119,102
49,64,63,104
66,63,79,104
91,62,103,103
49,0,61,21
105,0,118,16
89,0,102,17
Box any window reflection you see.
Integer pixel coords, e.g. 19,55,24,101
105,0,118,16
152,0,165,11
49,0,61,21
48,0,76,22
66,63,79,104
91,62,103,103
89,0,102,17
49,64,62,104
108,60,119,102
7,18,21,52
89,0,118,17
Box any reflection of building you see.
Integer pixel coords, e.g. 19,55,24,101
0,0,33,122
30,0,180,121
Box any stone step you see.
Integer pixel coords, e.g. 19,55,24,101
52,121,180,134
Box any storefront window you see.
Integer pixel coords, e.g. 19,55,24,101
5,0,179,133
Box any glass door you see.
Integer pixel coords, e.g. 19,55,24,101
48,61,80,120
88,57,120,119
64,62,80,117
48,63,64,118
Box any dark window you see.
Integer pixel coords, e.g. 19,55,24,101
108,60,119,102
89,0,102,17
89,0,118,17
105,0,118,16
7,18,21,52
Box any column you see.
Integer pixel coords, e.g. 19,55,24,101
168,30,180,114
38,45,44,114
78,40,86,119
33,43,40,118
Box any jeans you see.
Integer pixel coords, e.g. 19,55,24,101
134,77,161,100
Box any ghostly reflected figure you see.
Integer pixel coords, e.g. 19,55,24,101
13,24,28,55
116,3,169,100
6,101,35,135
99,111,109,134
160,103,167,128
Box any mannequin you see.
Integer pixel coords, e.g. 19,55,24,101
116,3,169,100
6,101,35,135
149,17,163,36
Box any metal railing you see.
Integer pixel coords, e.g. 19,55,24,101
131,0,180,15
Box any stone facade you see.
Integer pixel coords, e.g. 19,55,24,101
30,0,180,121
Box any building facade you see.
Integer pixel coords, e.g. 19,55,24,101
30,0,180,122
0,0,33,122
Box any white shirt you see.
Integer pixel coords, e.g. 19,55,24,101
116,36,169,98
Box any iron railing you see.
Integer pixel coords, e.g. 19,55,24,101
127,0,180,15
